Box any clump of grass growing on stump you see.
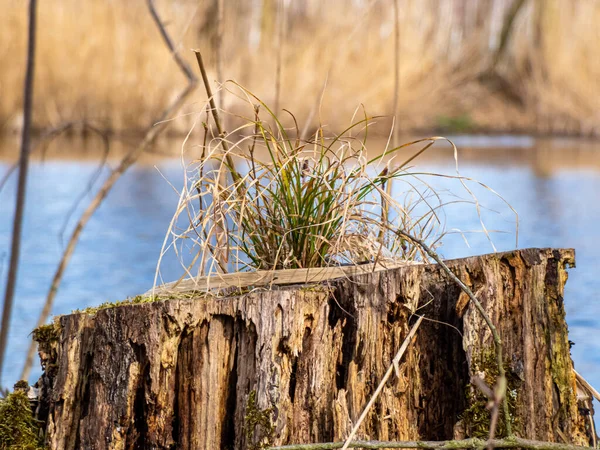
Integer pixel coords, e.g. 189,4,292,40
157,83,515,282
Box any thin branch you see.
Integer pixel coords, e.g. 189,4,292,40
146,0,195,81
341,316,423,450
0,0,37,383
192,50,242,187
489,0,527,74
471,375,506,450
269,437,595,450
19,0,198,382
395,229,511,436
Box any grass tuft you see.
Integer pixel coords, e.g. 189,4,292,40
155,84,516,284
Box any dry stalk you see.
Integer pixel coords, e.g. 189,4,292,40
340,316,423,450
20,0,198,381
193,50,243,187
471,375,506,450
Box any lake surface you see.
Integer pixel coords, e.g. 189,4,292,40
0,135,599,413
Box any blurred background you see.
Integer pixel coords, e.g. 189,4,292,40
0,0,599,417
1,0,599,135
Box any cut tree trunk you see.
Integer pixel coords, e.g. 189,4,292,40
34,248,595,449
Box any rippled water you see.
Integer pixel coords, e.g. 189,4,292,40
0,135,598,411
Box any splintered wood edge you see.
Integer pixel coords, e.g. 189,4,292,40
146,260,420,296
145,248,576,297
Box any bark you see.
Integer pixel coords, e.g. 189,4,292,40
34,248,595,449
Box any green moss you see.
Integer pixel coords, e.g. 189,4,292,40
71,294,158,316
32,321,61,376
460,349,521,438
31,322,59,348
69,291,221,317
0,391,45,450
244,390,274,450
299,284,332,294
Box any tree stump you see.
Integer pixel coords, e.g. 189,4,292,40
34,248,595,449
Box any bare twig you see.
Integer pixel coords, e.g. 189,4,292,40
489,0,528,73
395,229,512,436
146,0,195,81
20,0,198,382
191,50,245,272
192,50,242,187
471,375,506,450
269,437,595,450
341,316,423,450
0,0,37,383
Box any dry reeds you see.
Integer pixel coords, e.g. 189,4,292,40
1,0,599,136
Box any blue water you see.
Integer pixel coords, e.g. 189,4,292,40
0,136,598,417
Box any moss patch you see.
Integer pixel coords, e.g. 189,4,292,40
460,349,521,438
0,391,45,450
245,390,274,450
71,294,158,316
31,322,60,349
70,291,219,317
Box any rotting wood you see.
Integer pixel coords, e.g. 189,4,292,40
34,248,596,449
341,317,423,450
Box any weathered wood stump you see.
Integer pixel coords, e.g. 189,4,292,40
34,248,595,449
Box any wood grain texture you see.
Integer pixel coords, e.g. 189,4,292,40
145,260,416,295
35,248,595,449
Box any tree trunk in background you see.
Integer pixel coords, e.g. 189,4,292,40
34,248,595,449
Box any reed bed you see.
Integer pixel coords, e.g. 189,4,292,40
1,0,599,136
